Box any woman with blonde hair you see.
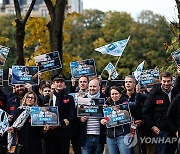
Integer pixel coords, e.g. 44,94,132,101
8,91,43,154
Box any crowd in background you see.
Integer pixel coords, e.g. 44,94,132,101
0,69,180,154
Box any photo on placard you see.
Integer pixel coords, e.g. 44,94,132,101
0,45,10,66
30,106,59,126
103,103,132,128
11,66,39,85
34,51,62,72
77,98,104,118
139,69,159,89
0,69,3,86
171,50,180,66
70,59,97,78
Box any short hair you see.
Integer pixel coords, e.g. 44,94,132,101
160,71,172,80
79,75,89,83
125,75,137,83
41,83,51,91
22,91,38,106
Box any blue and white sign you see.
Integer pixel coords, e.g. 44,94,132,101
34,51,62,72
0,45,10,66
70,59,97,78
12,66,39,85
104,62,118,80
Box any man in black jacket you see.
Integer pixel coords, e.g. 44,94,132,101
44,74,76,154
142,71,179,154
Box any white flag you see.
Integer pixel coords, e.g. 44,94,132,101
134,60,145,81
104,62,118,80
95,36,130,56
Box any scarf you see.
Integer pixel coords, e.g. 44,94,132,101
87,91,100,99
7,106,30,150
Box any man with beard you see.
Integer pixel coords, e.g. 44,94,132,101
142,71,179,154
7,84,28,121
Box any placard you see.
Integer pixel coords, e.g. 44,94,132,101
30,106,59,126
103,103,132,128
0,45,10,66
77,98,104,118
69,92,87,107
140,69,159,89
11,66,39,85
171,50,180,66
70,59,97,78
34,51,62,72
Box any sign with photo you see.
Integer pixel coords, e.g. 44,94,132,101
0,69,3,86
11,66,39,85
34,51,62,72
140,69,159,89
171,50,180,66
70,59,97,78
0,45,10,66
77,98,104,118
30,106,59,126
69,92,87,107
103,103,132,128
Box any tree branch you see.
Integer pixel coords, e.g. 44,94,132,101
175,0,180,23
23,0,36,24
14,0,22,20
44,0,54,18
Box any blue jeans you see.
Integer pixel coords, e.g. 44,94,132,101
107,136,131,154
81,135,104,154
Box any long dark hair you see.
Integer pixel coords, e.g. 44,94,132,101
107,86,122,105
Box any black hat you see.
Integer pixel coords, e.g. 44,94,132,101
51,74,66,82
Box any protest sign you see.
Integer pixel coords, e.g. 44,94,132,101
171,50,180,66
70,59,97,78
69,92,87,107
104,62,118,80
0,45,10,66
30,106,59,126
103,103,132,128
140,69,159,89
11,66,39,85
77,98,105,118
34,51,62,72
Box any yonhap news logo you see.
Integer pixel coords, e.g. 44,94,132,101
124,133,138,148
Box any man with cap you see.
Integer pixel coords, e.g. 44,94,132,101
44,74,76,154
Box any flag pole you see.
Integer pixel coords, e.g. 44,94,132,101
100,68,105,76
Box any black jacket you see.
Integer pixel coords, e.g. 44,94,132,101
142,84,179,132
167,94,180,132
14,108,43,154
46,90,76,138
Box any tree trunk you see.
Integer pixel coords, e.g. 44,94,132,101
15,19,25,65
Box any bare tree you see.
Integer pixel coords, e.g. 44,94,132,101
14,0,36,65
44,0,67,69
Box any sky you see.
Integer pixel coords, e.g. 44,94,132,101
82,0,178,22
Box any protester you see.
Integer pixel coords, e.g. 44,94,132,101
101,86,131,154
8,91,43,154
79,78,106,154
142,71,179,154
44,74,76,154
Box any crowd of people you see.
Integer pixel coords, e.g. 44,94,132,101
0,70,180,154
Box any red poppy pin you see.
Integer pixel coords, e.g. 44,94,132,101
63,99,70,104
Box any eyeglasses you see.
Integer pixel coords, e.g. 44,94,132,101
44,90,51,92
26,96,35,100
